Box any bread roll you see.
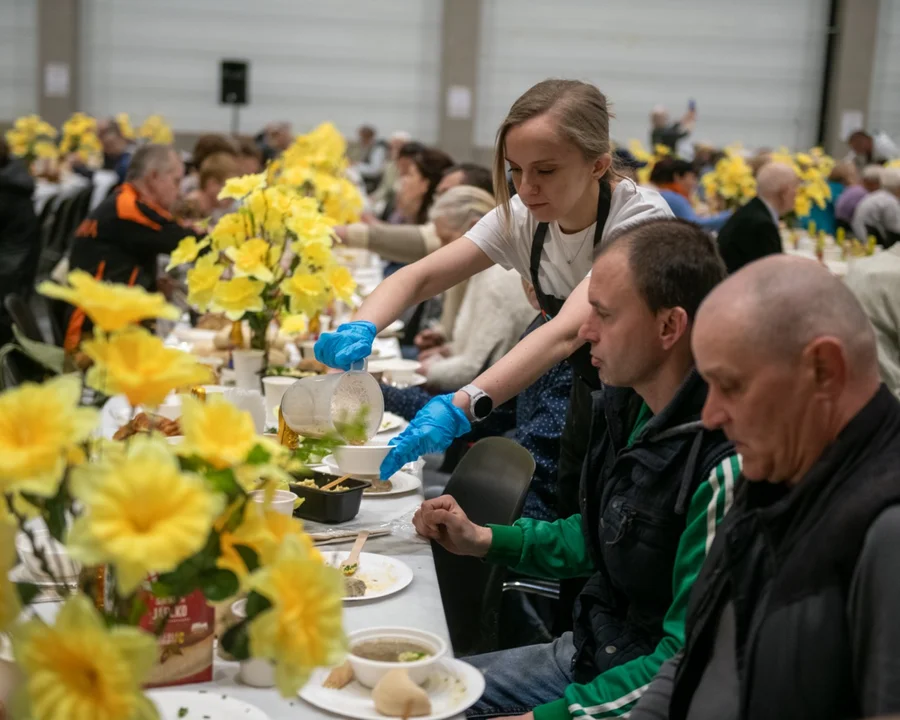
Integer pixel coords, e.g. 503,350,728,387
372,669,432,717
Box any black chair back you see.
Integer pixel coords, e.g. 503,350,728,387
432,437,536,655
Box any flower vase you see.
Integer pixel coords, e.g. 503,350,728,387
232,349,265,391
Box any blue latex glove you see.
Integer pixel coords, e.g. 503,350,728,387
379,394,471,479
314,321,377,371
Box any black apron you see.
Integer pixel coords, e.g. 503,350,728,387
529,179,611,519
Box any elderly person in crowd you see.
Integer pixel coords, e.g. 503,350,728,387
234,134,263,175
414,219,739,720
181,133,238,195
178,151,240,223
835,164,882,232
851,167,900,246
63,144,195,347
845,241,900,398
631,255,900,720
715,162,798,273
258,121,292,163
845,129,900,171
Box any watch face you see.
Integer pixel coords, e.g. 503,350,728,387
473,394,493,418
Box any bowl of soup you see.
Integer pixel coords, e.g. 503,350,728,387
347,627,447,688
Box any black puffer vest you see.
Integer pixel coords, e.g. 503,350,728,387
570,370,734,683
669,385,900,720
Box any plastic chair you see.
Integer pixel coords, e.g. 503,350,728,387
431,437,536,656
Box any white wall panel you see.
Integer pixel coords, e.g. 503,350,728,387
475,0,829,151
79,0,442,141
870,0,900,139
0,0,37,122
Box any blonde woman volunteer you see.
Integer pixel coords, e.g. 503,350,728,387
316,80,672,515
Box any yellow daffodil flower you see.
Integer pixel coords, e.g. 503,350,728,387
0,375,98,498
115,112,136,140
210,276,266,320
225,237,275,282
218,501,318,582
281,273,327,317
38,270,180,332
288,214,334,249
279,314,308,335
11,594,159,720
209,211,250,251
247,535,346,697
295,240,334,270
137,114,174,145
166,235,210,270
0,520,20,632
186,252,225,312
67,436,223,593
219,173,267,201
82,327,212,407
179,395,258,469
34,141,59,160
326,265,356,304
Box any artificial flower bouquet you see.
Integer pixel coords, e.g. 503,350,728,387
4,115,59,168
700,145,757,210
58,112,103,167
170,167,357,354
0,275,349,719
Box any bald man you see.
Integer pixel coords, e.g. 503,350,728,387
631,255,900,720
715,162,799,274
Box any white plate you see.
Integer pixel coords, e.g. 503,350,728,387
319,457,422,497
299,657,485,720
367,358,420,374
376,319,405,338
377,412,405,434
147,690,269,720
321,551,413,602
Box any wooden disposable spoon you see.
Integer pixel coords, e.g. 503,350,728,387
340,531,370,576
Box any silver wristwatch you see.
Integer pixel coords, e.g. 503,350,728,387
460,384,494,422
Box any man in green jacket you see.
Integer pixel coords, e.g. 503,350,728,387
414,218,740,720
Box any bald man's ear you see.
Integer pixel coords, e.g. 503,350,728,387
659,307,690,351
803,337,848,397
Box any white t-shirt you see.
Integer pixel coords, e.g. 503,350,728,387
466,179,673,298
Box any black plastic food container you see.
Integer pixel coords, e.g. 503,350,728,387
290,471,371,524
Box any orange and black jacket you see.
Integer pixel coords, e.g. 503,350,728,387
68,182,193,292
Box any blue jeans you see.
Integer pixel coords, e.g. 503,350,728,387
465,632,576,718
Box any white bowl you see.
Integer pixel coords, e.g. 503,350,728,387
347,627,448,688
332,443,392,476
15,528,81,582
